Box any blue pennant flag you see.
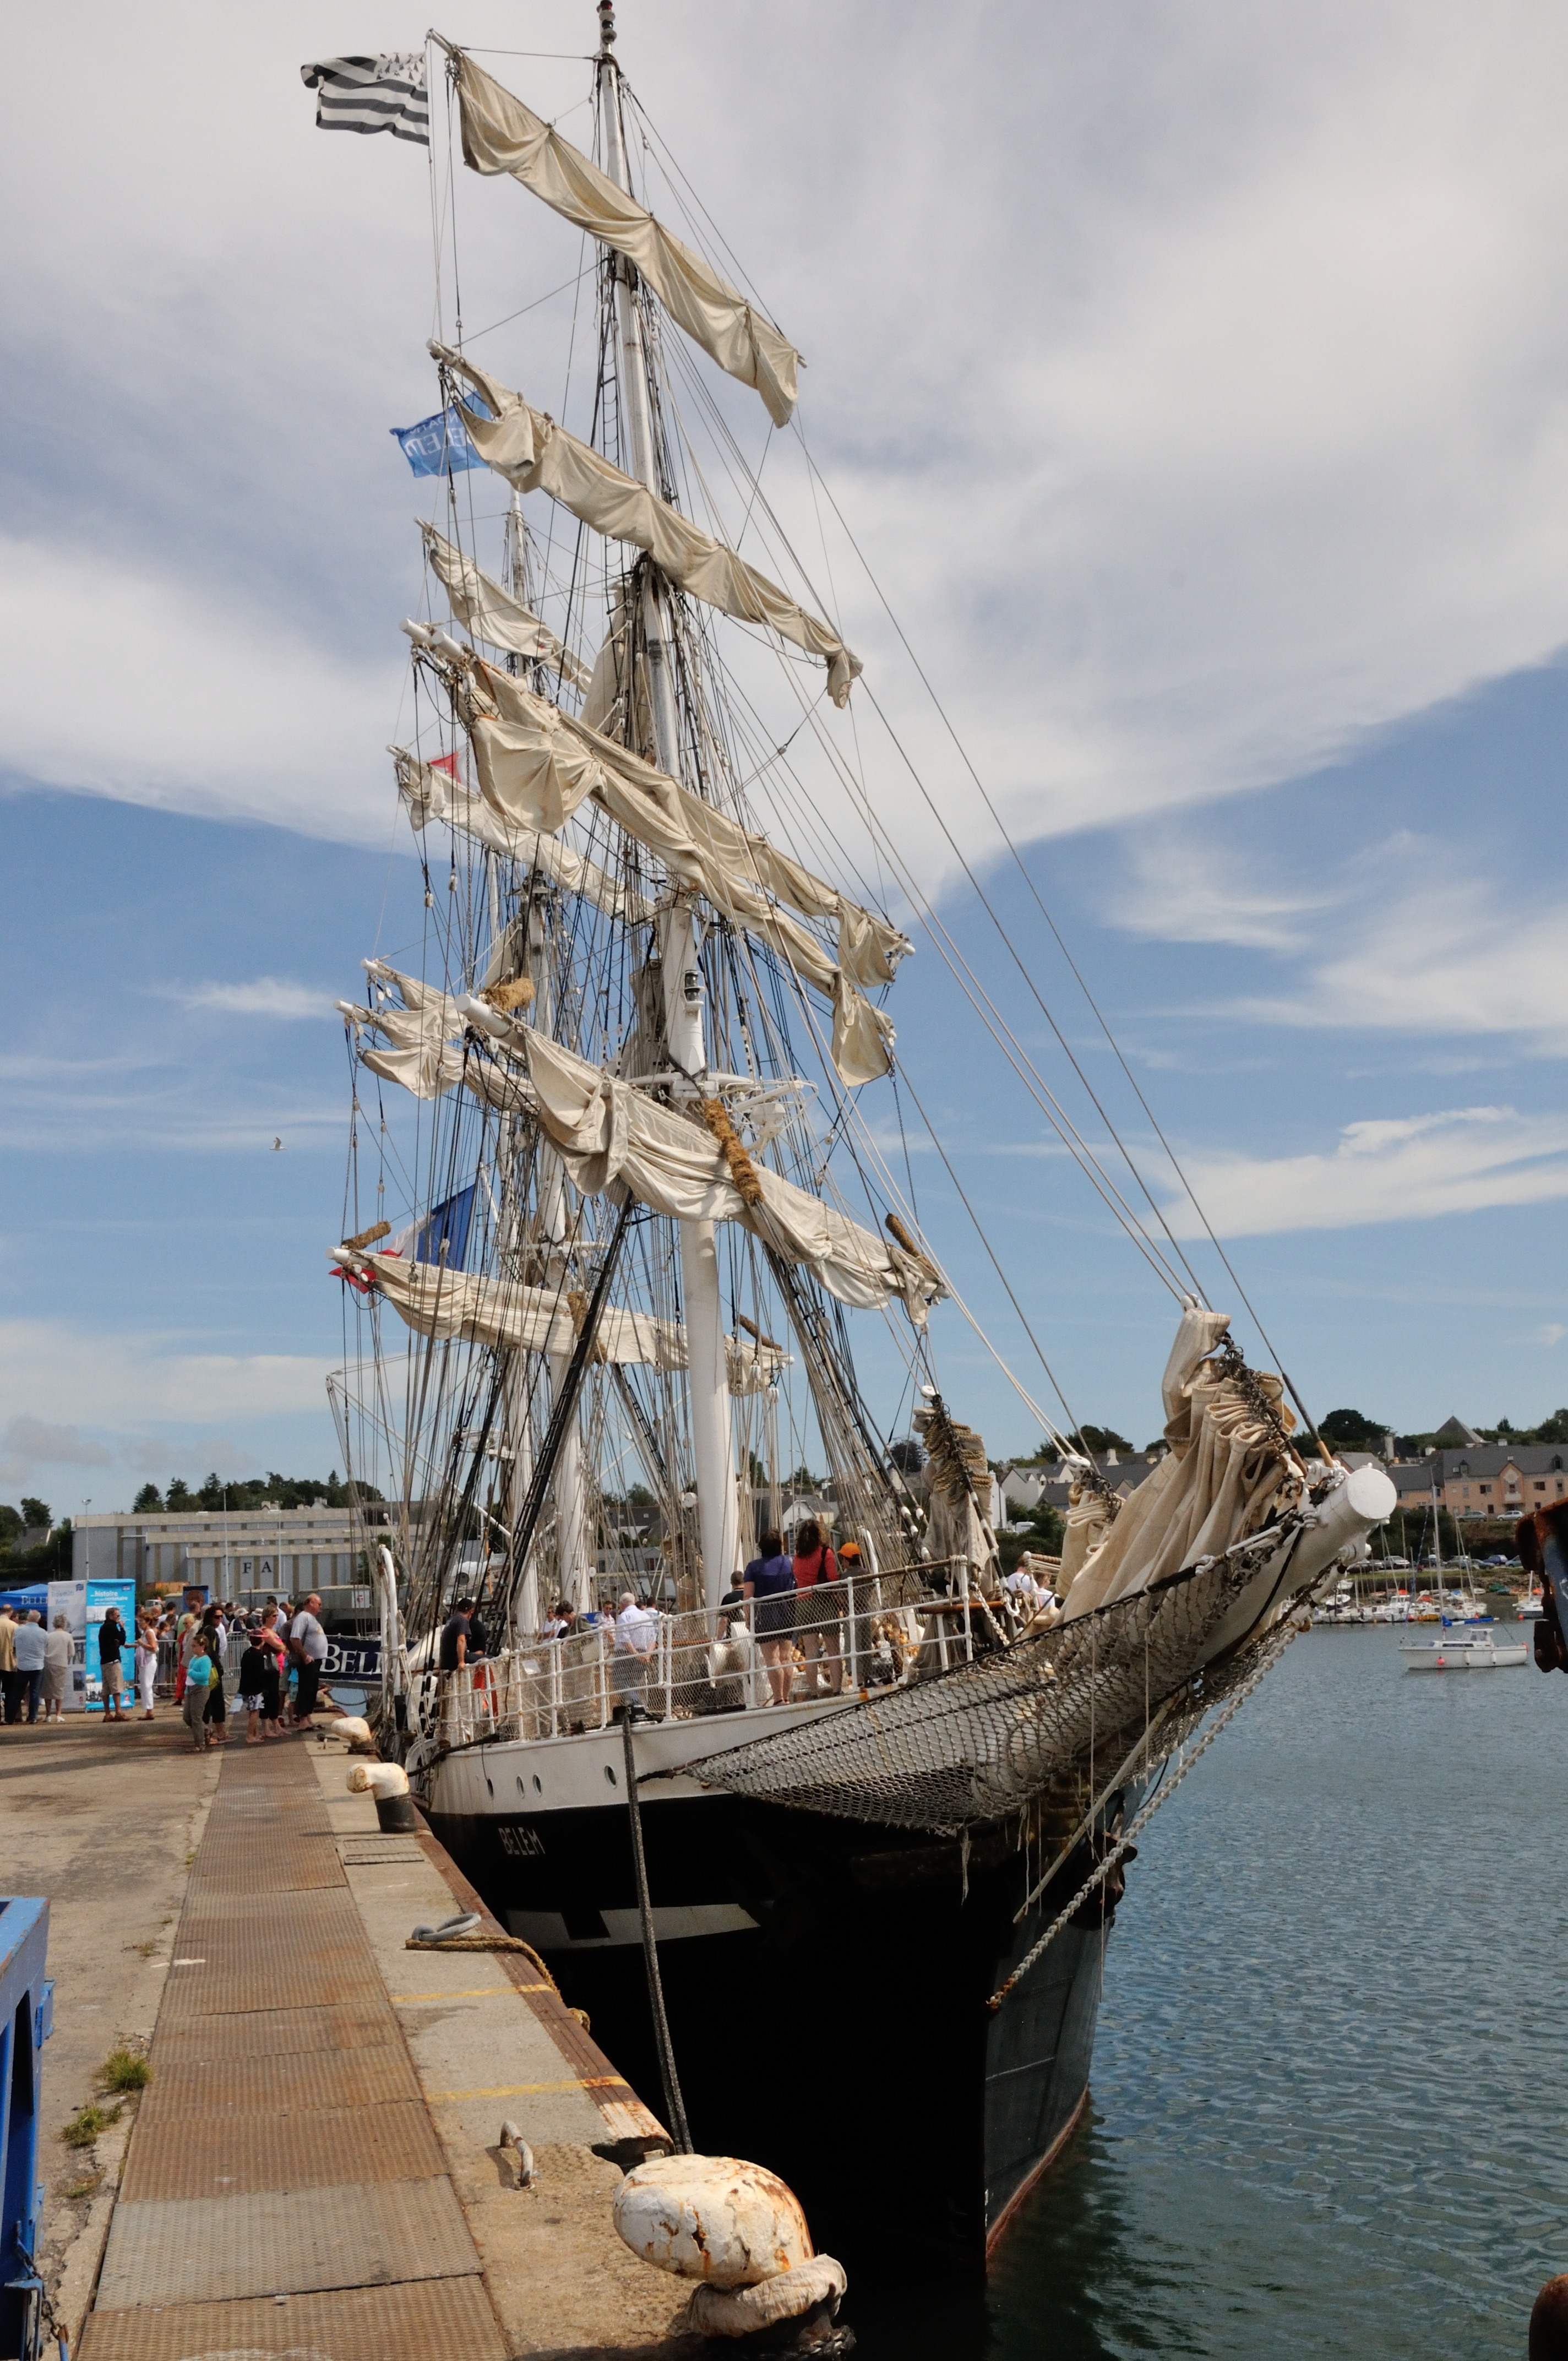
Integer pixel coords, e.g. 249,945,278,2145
391,392,491,478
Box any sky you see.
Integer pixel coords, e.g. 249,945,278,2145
4,0,1568,1513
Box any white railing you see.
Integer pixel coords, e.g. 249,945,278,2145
427,1567,1029,1749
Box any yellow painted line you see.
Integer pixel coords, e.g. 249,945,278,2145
391,1984,555,2004
428,2075,629,2101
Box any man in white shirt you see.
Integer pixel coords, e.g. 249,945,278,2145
612,1592,657,1721
288,1593,329,1728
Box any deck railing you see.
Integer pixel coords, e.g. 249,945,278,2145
423,1562,1059,1750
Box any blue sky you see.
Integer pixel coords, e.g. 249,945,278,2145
4,1,1568,1510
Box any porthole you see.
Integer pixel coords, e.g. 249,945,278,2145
533,1775,542,1793
605,1765,618,1787
484,1777,493,1797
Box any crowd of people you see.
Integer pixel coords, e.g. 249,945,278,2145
0,1591,331,1741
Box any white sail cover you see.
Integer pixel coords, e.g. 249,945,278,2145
393,748,654,925
429,344,861,707
1060,1306,1302,1618
523,1029,942,1322
451,53,800,429
340,1246,780,1395
421,524,591,684
345,1249,684,1368
347,963,467,1101
461,665,899,1085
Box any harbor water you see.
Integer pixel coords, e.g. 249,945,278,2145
861,1623,1563,2358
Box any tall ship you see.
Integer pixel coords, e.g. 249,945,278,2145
322,11,1394,2275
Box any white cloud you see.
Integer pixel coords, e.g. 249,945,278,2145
0,1322,334,1434
1165,1106,1568,1237
171,978,334,1020
1113,830,1337,950
8,3,1568,869
1540,1324,1566,1348
0,534,402,844
1225,851,1568,1051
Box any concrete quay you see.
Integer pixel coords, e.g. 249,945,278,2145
4,1716,699,2361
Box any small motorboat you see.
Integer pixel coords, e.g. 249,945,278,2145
1399,1628,1528,1671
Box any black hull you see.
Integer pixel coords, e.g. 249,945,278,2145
429,1782,1114,2276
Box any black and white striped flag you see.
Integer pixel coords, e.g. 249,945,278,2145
300,53,429,145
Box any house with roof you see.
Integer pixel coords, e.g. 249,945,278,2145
1389,1444,1568,1522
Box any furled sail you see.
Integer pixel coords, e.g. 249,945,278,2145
429,343,861,706
339,1248,685,1367
345,964,467,1101
1060,1305,1303,1618
468,665,907,983
335,1247,782,1397
454,663,899,1085
447,51,800,428
522,1029,943,1321
393,748,654,925
421,524,591,684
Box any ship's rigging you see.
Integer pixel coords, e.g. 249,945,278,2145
327,12,1369,1712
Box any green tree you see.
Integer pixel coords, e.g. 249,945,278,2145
133,1483,163,1513
1319,1408,1385,1449
0,1504,22,1547
1072,1426,1132,1455
20,1497,51,1530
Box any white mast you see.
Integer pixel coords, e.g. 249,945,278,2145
597,8,741,1611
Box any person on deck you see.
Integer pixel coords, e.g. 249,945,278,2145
612,1591,657,1719
744,1530,796,1706
439,1597,478,1672
789,1519,842,1696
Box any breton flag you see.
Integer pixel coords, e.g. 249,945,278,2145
301,54,430,145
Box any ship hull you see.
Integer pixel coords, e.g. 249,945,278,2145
426,1752,1113,2275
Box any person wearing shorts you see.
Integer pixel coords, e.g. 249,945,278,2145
789,1519,843,1695
237,1631,273,1745
743,1530,796,1706
98,1606,128,1722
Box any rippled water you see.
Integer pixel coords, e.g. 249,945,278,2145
861,1625,1566,2359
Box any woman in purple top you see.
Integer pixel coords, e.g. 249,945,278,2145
743,1530,796,1706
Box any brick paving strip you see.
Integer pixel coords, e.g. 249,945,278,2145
77,1737,695,2361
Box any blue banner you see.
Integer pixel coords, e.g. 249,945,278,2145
84,1578,137,1713
415,1182,476,1271
324,1634,382,1682
391,391,491,477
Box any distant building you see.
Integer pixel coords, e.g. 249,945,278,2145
72,1504,410,1613
1000,1450,1167,1517
1388,1445,1568,1522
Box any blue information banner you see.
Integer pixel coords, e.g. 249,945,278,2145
84,1577,137,1713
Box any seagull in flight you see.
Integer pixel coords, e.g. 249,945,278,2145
271,1137,284,1151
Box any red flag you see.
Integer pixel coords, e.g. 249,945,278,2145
429,752,461,776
